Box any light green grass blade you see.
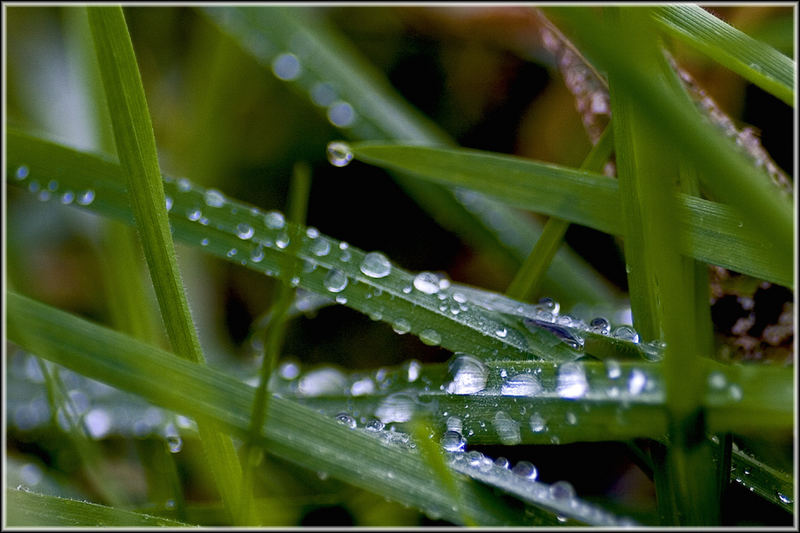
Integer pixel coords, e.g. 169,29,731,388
651,5,794,106
8,290,639,527
86,7,245,522
7,488,189,527
345,141,791,288
199,5,620,309
545,7,793,270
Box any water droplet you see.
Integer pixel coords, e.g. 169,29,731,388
204,189,225,207
335,412,357,429
589,317,611,335
728,383,743,401
501,373,542,397
529,412,547,433
165,499,176,510
605,359,622,380
298,367,347,396
419,329,441,346
365,418,385,431
15,165,29,180
612,326,639,343
264,210,285,229
537,297,560,315
323,269,348,293
350,377,374,396
446,353,488,394
77,190,95,205
37,190,51,202
47,179,58,191
524,318,584,351
226,248,238,258
495,457,510,469
413,272,440,294
164,423,183,453
311,81,337,106
640,339,666,361
310,238,331,257
200,238,209,246
84,408,112,439
392,318,411,335
446,416,462,433
565,411,578,425
164,196,173,211
360,251,392,278
177,178,191,191
250,245,264,262
275,231,290,248
495,327,508,338
327,101,356,127
272,52,301,80
441,430,466,452
19,463,43,486
278,361,300,380
326,141,353,167
493,411,521,444
556,362,588,399
236,223,254,240
187,208,202,221
708,371,727,390
375,392,416,423
549,480,575,501
777,492,793,504
28,180,40,193
60,191,75,204
405,359,422,382
628,368,647,395
511,460,538,480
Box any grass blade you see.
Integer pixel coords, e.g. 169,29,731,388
7,488,189,527
86,7,245,521
651,5,794,106
345,141,791,288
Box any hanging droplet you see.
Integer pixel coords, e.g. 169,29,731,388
360,251,392,278
335,412,357,429
413,272,440,294
556,362,588,399
236,223,254,240
589,317,611,335
76,190,95,206
326,141,353,167
511,460,538,480
327,101,356,128
204,189,225,207
392,318,411,335
501,373,542,397
272,52,301,80
264,210,285,229
323,269,348,293
419,329,441,346
441,430,466,452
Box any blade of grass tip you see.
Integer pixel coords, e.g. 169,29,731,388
604,7,718,524
86,7,244,523
409,416,477,527
505,124,614,302
239,161,311,525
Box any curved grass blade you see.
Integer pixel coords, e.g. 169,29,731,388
5,290,596,526
199,5,620,309
651,5,794,106
346,142,792,288
7,488,189,527
86,8,245,522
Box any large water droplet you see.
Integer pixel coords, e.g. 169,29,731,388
310,237,331,257
272,52,301,80
501,373,542,397
204,189,225,207
589,317,611,335
335,412,357,429
236,223,254,240
612,326,640,343
327,141,353,167
264,210,285,229
328,101,356,127
493,411,521,445
413,272,440,294
441,430,466,452
446,353,488,394
419,329,441,346
511,460,538,480
556,362,588,399
360,251,392,278
549,480,575,501
77,190,95,205
323,269,348,293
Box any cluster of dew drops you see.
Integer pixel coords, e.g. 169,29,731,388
13,165,96,207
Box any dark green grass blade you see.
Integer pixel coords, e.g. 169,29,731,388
7,488,189,527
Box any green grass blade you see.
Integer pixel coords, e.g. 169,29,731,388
199,5,620,309
8,290,625,527
86,7,245,522
651,5,794,106
7,488,190,527
544,7,793,268
345,141,791,288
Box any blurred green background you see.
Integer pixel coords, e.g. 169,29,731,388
5,5,794,526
